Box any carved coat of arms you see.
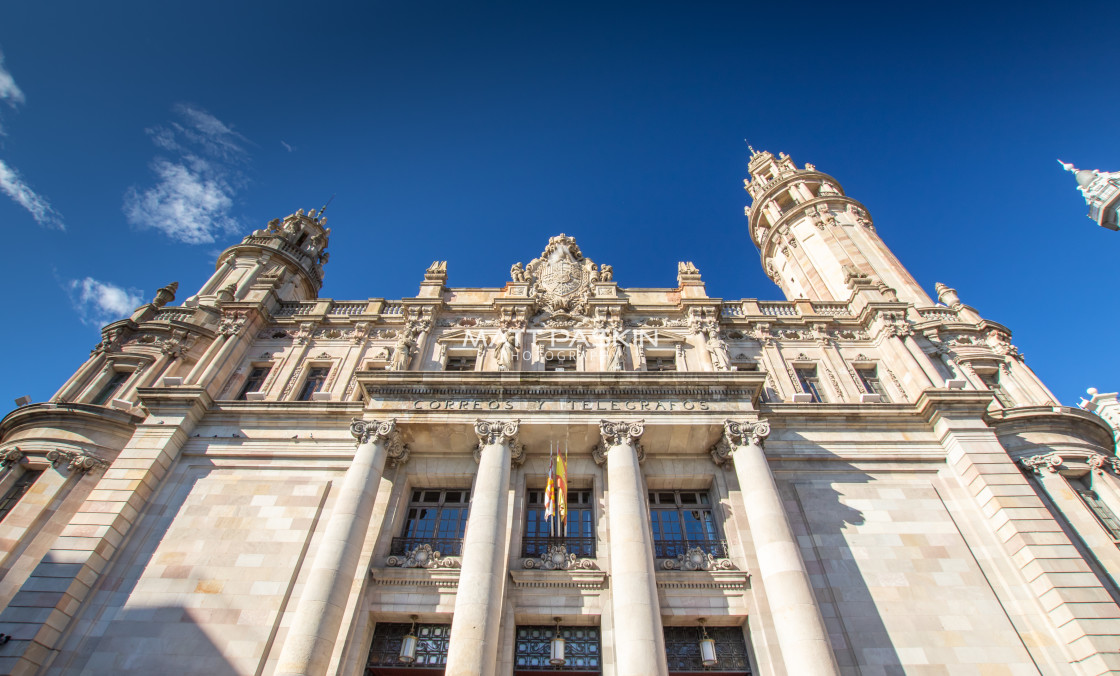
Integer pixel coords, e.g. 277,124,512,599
522,234,598,317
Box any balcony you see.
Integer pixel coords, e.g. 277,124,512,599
521,535,596,559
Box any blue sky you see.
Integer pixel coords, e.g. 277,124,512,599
0,1,1117,406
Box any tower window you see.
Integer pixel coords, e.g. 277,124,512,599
237,366,272,400
664,625,751,673
515,625,602,672
794,366,826,403
978,371,1013,408
297,366,330,401
445,355,476,371
0,469,42,522
366,621,451,669
90,370,130,406
856,367,890,402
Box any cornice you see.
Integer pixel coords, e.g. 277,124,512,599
757,194,871,256
0,402,143,442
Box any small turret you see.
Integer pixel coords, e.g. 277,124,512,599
744,149,933,306
187,208,332,306
1060,160,1120,231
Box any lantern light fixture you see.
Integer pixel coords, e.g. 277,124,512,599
698,618,718,667
549,617,566,666
399,615,419,664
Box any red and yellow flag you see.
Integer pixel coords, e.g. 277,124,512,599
556,450,568,532
544,444,556,534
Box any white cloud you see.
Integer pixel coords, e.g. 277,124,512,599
124,105,249,244
67,277,144,326
281,140,294,153
0,159,64,230
0,48,26,135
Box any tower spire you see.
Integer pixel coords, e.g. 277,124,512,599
1059,159,1120,231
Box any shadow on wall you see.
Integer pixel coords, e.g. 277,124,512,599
771,436,1044,676
772,452,904,676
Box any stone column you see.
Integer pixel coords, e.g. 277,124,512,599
595,420,667,676
719,420,840,675
445,419,522,676
275,419,404,676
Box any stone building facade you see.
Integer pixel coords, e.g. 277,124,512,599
0,150,1118,676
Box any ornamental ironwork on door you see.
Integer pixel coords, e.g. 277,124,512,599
366,622,450,670
663,626,751,673
515,625,601,672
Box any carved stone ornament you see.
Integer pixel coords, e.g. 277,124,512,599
593,420,645,465
0,447,24,468
473,420,524,465
661,546,735,572
523,544,595,571
523,234,604,318
350,418,410,467
723,420,771,449
386,544,460,569
1022,451,1120,475
46,448,109,474
218,312,247,336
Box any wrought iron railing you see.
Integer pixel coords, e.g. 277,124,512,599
521,535,596,559
389,536,463,557
653,538,729,560
366,622,450,669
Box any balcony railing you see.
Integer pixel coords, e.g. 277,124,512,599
653,538,729,560
521,535,596,559
390,536,464,557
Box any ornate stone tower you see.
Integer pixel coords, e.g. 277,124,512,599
744,149,934,307
1060,160,1120,231
185,207,331,307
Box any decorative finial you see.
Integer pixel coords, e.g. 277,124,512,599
1058,159,1076,173
318,194,335,221
744,139,758,157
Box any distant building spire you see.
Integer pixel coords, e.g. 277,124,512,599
1060,159,1120,231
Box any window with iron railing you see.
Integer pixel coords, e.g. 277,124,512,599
648,490,726,559
523,489,595,558
391,489,470,557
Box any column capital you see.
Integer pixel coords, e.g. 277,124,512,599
350,418,409,466
724,419,770,448
599,420,644,447
474,419,520,447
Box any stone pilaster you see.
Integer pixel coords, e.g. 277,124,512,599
596,420,667,676
0,387,210,676
275,419,403,676
718,420,841,676
925,391,1120,675
445,419,520,676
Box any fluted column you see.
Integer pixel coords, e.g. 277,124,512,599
596,420,667,676
719,420,840,675
446,419,522,676
276,419,404,676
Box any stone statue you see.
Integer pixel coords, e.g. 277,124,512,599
605,333,626,371
600,264,613,282
493,329,517,371
707,328,731,371
389,331,414,371
510,262,526,283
